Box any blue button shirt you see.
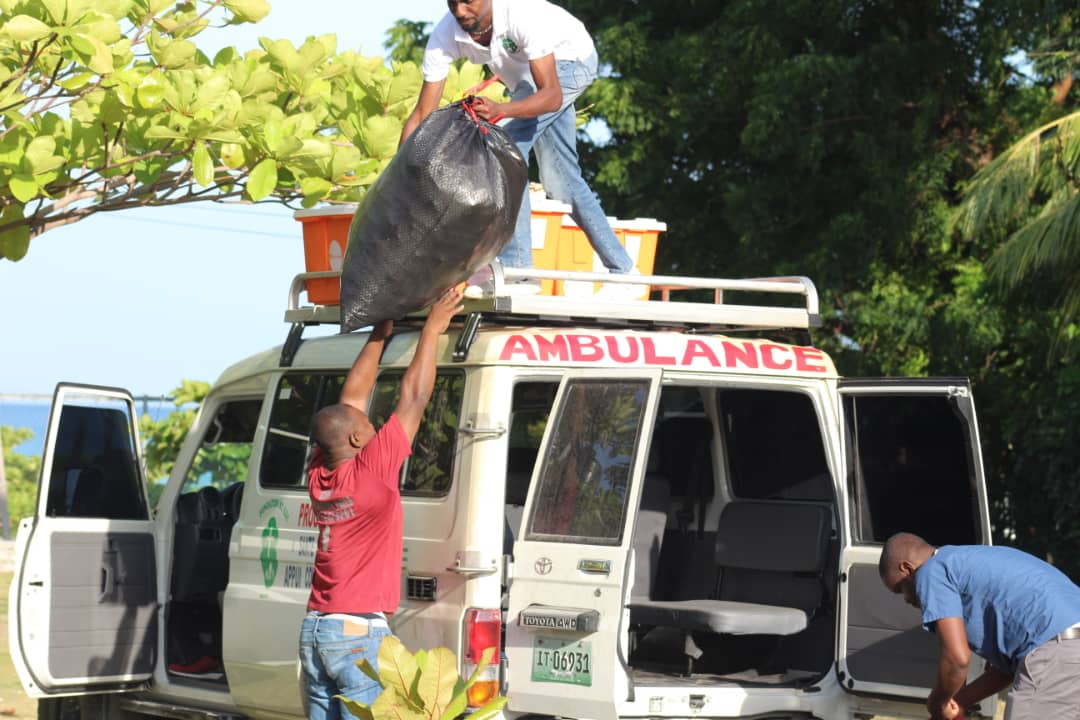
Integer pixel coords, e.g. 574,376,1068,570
915,545,1080,674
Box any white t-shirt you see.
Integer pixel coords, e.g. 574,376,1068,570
421,0,597,90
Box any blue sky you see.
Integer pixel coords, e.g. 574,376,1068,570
0,1,446,398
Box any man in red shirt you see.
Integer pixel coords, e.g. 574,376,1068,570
298,287,463,720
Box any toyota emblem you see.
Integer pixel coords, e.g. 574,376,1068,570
534,557,553,575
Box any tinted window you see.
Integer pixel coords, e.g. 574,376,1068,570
368,371,465,497
261,374,343,489
528,379,650,544
845,393,978,545
45,397,147,520
719,388,832,501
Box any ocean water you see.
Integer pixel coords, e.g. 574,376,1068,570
0,398,179,457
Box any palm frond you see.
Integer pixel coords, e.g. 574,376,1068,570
953,110,1080,239
988,190,1080,288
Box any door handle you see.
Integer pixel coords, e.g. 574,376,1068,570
98,563,114,603
445,564,498,577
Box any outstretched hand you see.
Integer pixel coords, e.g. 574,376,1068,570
425,286,464,334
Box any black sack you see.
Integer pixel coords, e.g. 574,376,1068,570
339,101,528,332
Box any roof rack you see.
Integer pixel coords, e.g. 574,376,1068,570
286,266,820,327
279,266,820,365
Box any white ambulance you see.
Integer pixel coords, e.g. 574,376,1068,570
9,265,994,720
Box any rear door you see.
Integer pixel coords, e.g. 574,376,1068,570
506,369,662,720
10,384,157,698
836,379,991,705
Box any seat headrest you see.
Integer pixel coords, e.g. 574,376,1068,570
715,501,831,573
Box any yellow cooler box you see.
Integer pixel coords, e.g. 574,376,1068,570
294,201,665,304
556,216,666,299
528,194,571,294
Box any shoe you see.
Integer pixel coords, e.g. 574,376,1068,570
593,269,647,301
169,656,222,674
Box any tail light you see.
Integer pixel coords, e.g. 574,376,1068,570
462,608,501,707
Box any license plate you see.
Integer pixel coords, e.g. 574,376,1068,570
531,636,592,686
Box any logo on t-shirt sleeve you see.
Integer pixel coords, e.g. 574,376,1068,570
502,36,519,53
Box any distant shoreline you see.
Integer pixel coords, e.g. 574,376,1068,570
1,397,181,457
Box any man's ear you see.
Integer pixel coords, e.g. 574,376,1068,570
899,559,916,577
348,431,365,448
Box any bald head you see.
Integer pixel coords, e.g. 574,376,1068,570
879,532,936,595
311,404,375,464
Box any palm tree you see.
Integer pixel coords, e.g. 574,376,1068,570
954,110,1080,322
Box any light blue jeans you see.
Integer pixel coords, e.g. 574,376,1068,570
500,59,634,273
299,612,392,720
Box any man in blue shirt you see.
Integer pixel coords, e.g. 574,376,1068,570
879,532,1080,720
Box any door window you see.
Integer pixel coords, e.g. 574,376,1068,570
718,388,833,501
845,393,978,545
180,399,260,495
368,371,465,497
526,379,651,544
44,396,147,520
261,373,344,488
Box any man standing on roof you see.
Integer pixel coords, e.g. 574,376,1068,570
298,287,463,720
879,532,1080,720
401,0,641,299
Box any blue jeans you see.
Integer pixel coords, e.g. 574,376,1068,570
500,59,634,273
299,612,392,720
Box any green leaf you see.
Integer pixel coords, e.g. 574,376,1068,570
464,646,495,687
224,0,271,23
300,176,332,199
246,157,277,201
336,697,375,720
359,115,401,161
220,142,246,169
436,691,467,720
23,136,57,170
144,125,188,141
40,0,67,24
0,204,30,261
72,32,114,74
137,73,165,108
376,636,421,702
2,15,53,42
9,174,39,202
415,647,458,719
192,142,213,187
353,657,381,686
465,695,507,720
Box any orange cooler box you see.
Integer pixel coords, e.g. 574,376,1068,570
294,206,354,305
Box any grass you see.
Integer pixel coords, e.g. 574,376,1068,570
0,571,38,719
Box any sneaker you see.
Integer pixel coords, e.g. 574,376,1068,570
593,269,647,301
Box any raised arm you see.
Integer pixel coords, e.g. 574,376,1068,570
395,288,464,441
401,79,447,145
339,319,393,411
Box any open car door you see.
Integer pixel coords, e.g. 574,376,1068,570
505,369,663,720
836,379,992,711
10,384,157,698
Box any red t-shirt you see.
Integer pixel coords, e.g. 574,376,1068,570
306,414,411,613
